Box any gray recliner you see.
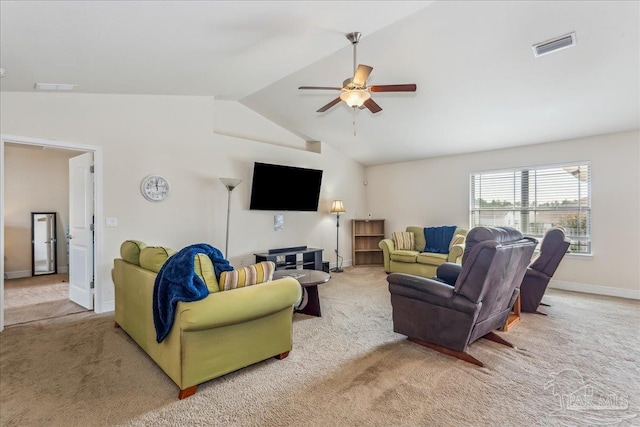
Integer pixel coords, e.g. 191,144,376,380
387,226,537,366
520,227,571,314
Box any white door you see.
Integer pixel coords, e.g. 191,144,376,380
68,152,94,309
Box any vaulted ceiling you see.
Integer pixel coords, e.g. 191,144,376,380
1,1,638,166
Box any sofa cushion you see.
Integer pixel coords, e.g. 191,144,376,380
193,253,220,293
139,246,177,273
449,234,466,250
392,231,415,251
120,240,147,265
424,226,457,253
219,261,276,291
417,252,448,265
406,226,426,252
390,250,419,263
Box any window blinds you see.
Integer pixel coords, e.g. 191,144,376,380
470,163,591,254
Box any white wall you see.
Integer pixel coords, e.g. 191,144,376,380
4,145,74,276
0,92,366,312
365,130,640,298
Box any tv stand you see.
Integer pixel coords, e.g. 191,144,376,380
255,247,323,271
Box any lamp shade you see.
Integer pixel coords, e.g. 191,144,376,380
220,177,242,191
339,89,371,108
330,200,346,214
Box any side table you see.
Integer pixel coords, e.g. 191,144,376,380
272,269,330,317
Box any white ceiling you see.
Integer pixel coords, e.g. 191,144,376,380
1,1,638,166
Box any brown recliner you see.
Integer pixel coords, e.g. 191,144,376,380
387,226,537,366
520,227,570,314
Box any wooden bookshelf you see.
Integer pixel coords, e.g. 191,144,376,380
352,219,385,266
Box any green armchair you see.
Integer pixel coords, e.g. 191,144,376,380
112,240,301,399
379,226,467,278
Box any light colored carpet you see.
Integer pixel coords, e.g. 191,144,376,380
0,267,638,426
3,274,87,326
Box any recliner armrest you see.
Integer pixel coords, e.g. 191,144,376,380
436,262,462,286
387,273,478,314
388,272,454,297
524,267,550,282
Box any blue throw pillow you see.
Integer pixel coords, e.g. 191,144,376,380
424,226,457,254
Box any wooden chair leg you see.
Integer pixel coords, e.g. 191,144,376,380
408,337,484,367
501,293,521,331
535,310,548,316
178,386,197,399
274,351,290,360
540,302,551,307
483,331,515,348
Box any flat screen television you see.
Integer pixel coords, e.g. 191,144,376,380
249,162,323,211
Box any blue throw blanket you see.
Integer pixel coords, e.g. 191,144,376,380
424,226,457,254
153,243,233,343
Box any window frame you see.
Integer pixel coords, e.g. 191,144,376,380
469,161,592,255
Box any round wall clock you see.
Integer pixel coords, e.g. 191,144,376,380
140,174,171,202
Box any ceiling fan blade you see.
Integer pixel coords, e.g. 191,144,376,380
352,64,373,86
316,97,342,113
299,86,342,90
363,98,382,114
369,84,417,92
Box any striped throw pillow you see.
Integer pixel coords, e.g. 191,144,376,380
219,261,276,291
392,231,415,251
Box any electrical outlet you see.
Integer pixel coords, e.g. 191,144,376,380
239,257,245,266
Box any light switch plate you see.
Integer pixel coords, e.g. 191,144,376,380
106,217,118,227
274,214,284,231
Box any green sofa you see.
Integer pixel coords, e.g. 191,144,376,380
379,226,468,278
112,240,302,399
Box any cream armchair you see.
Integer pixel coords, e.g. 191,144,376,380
379,226,467,279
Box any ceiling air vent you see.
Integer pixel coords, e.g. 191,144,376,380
532,32,576,57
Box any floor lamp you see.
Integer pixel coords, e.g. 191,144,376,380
220,177,242,258
330,200,346,272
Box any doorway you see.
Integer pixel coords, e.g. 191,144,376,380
3,273,85,326
0,134,104,331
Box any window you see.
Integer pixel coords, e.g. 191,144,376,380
470,162,591,254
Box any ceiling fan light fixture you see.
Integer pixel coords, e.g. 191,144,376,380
340,89,371,108
299,31,416,115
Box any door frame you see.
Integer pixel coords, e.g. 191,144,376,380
0,134,104,332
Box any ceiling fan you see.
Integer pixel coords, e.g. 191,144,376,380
299,32,417,114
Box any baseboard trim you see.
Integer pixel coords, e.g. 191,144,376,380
97,300,115,314
5,267,68,280
549,279,640,300
5,270,31,279
330,260,353,270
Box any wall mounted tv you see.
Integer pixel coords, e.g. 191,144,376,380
249,162,323,211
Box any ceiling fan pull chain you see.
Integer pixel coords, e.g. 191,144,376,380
353,108,357,136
